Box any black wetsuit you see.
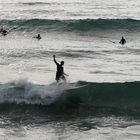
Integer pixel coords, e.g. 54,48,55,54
0,29,7,36
36,35,41,40
56,63,65,81
120,37,126,45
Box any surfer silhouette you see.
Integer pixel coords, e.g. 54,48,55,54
53,55,68,82
35,34,41,40
119,36,126,45
0,28,7,36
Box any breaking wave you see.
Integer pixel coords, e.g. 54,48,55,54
1,18,140,32
0,79,140,109
0,79,140,116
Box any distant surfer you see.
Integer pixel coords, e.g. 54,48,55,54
35,34,41,40
53,55,68,82
119,36,126,45
0,28,8,36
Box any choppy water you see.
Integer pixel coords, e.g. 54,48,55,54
0,0,140,139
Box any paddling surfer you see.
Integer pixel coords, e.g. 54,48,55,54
119,36,126,45
0,28,8,36
35,34,41,40
53,55,68,82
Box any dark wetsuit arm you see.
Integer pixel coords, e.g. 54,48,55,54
119,40,122,44
63,72,69,76
53,56,59,65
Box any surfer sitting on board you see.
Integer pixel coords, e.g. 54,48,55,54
35,34,41,40
53,55,68,82
0,28,7,36
119,36,126,45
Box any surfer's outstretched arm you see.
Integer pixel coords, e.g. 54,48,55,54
53,55,59,65
63,73,69,76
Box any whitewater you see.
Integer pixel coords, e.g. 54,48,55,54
0,0,140,140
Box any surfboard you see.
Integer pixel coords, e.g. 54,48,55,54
66,84,88,90
48,82,88,92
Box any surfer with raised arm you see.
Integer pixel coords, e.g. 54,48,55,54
119,36,126,45
53,55,68,82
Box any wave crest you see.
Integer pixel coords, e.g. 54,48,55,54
0,80,140,109
1,18,140,32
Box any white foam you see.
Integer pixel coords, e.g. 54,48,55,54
0,79,78,105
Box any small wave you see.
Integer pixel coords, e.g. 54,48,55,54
0,79,140,109
56,81,140,109
0,80,140,116
1,18,140,32
19,2,51,5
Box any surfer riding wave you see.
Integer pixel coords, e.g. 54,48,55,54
53,55,68,82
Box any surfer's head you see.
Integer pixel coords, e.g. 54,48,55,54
61,61,64,66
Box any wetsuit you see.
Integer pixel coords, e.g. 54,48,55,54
55,63,65,81
120,37,126,45
53,56,65,82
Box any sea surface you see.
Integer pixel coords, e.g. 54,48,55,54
0,0,140,139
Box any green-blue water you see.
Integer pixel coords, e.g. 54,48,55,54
0,0,140,139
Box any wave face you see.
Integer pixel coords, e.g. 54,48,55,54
0,80,140,113
1,18,140,32
56,81,140,109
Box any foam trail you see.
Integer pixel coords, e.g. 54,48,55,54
0,79,78,105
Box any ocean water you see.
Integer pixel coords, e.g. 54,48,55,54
0,0,140,139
